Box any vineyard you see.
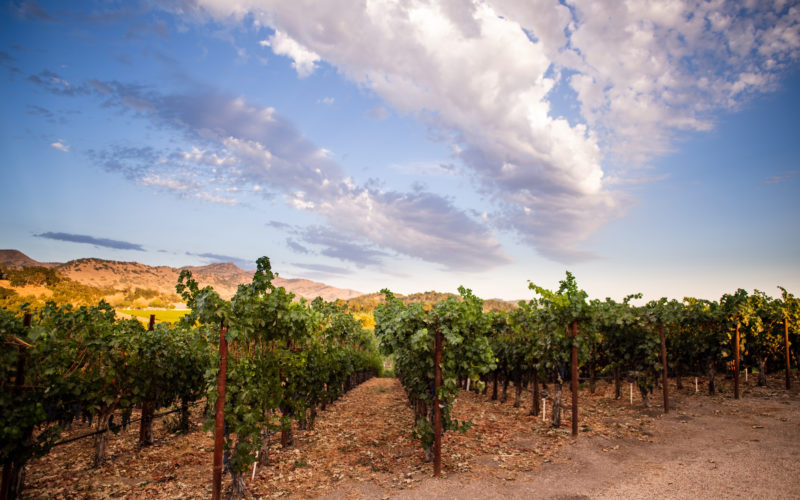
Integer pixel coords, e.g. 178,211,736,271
2,261,799,499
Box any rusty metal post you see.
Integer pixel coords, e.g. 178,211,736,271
570,320,578,437
433,324,443,477
786,317,792,390
734,322,740,399
659,324,669,413
212,321,229,500
148,314,155,331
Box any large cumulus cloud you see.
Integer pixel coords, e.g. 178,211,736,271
191,0,800,261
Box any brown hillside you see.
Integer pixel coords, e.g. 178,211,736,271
1,251,362,302
0,249,58,268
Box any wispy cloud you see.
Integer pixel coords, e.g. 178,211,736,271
27,70,89,96
286,238,310,254
291,262,351,275
36,232,144,250
79,79,511,270
366,104,390,121
26,104,54,120
11,0,53,22
299,225,388,267
86,145,238,204
50,139,69,152
391,161,458,177
267,220,291,229
186,252,254,270
764,169,800,185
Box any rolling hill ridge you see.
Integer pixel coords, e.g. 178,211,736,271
0,250,363,302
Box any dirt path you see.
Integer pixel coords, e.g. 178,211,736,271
248,377,426,498
361,387,800,499
22,375,800,498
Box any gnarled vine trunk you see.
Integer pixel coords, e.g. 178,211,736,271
529,370,540,416
228,438,247,499
757,356,767,386
708,361,716,395
513,372,522,408
139,400,154,447
501,374,510,403
2,457,26,500
258,427,270,466
280,406,293,448
179,398,190,433
308,407,317,430
413,399,427,422
228,471,246,499
94,408,115,467
491,372,499,400
639,384,650,408
551,380,562,427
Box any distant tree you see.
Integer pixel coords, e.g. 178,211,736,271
6,266,62,287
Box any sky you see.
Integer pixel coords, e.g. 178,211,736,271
1,0,799,302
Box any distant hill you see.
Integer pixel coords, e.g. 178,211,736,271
0,250,363,302
0,249,58,269
346,290,517,313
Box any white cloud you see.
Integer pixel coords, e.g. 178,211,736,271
564,0,800,161
140,174,196,191
193,191,238,205
168,1,800,261
263,30,320,78
50,139,69,152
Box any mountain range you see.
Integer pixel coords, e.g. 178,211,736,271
0,250,363,302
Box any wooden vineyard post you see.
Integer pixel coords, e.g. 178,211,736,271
1,313,32,500
148,314,155,331
734,322,740,400
212,321,229,500
433,324,443,477
786,317,792,390
569,320,578,437
659,324,669,413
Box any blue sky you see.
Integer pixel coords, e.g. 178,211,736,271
1,0,799,302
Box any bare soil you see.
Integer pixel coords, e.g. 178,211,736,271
385,383,800,499
22,373,800,499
